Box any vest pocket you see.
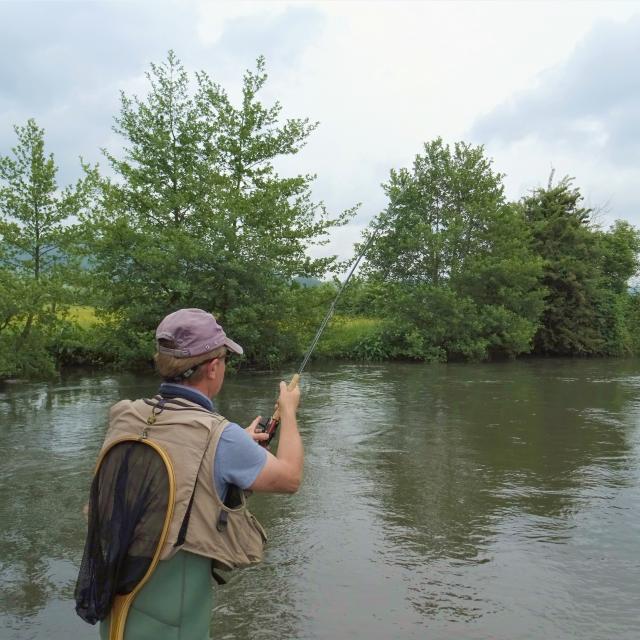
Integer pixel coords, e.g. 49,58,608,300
223,484,245,509
249,513,268,544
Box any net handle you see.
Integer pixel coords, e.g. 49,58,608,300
94,437,176,640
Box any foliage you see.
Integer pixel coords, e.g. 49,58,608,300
314,316,387,360
66,305,100,328
361,138,544,361
623,292,640,355
82,52,352,368
0,119,97,378
1,67,640,378
597,221,640,294
591,221,640,355
523,178,640,356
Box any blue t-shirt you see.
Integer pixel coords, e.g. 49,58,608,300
158,383,267,502
213,422,267,501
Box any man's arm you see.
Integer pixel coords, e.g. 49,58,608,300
247,381,303,494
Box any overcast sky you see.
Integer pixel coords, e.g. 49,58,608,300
1,0,639,261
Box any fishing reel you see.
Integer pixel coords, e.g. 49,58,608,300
255,416,279,448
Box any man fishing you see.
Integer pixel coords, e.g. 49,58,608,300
75,308,303,640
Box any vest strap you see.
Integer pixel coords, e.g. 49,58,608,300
174,489,196,547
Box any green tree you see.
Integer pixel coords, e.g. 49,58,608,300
623,290,640,355
361,138,544,361
594,220,640,354
0,119,96,377
596,220,640,294
521,177,640,356
195,56,342,299
84,53,351,367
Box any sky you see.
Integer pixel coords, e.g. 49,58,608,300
1,0,639,262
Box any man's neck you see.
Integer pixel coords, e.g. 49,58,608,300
158,382,215,412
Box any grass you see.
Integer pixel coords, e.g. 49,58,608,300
315,315,385,358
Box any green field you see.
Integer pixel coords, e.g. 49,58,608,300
65,306,100,327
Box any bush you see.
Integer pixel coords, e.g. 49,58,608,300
623,292,640,355
0,329,57,380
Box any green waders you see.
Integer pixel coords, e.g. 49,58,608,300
100,551,213,640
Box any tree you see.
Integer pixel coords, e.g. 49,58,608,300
596,220,640,294
84,53,352,367
361,138,544,361
195,56,342,295
0,119,96,376
593,220,640,354
522,177,636,356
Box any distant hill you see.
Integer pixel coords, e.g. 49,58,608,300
293,276,323,287
2,248,91,270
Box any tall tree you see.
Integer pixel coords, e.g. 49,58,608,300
85,53,351,366
362,138,543,361
196,56,341,295
523,177,612,355
0,119,96,375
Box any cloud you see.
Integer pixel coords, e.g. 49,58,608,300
0,0,201,181
472,16,640,164
196,1,323,66
0,1,325,183
0,2,194,109
467,14,640,231
2,1,640,261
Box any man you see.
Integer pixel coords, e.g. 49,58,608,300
75,308,303,639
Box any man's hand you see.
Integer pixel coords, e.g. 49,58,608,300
245,416,270,444
277,380,300,417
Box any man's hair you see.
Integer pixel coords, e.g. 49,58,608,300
154,339,226,384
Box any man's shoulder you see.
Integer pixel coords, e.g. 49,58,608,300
108,398,135,419
108,397,218,423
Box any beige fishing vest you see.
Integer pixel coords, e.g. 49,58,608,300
101,395,266,570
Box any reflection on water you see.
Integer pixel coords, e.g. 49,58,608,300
1,360,639,639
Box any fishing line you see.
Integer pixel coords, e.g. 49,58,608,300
296,177,410,373
297,224,382,375
257,204,393,445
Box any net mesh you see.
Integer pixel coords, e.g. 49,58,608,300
74,440,171,624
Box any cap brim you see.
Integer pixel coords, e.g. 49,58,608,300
224,337,243,355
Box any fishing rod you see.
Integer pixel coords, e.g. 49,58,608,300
256,225,382,446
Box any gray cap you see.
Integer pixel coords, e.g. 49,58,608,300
155,308,243,357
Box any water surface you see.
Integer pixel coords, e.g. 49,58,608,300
1,360,639,639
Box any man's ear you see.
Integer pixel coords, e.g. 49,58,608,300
206,358,220,379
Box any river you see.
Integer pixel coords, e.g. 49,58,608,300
1,359,639,639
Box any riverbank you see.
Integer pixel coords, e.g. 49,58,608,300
3,295,640,383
